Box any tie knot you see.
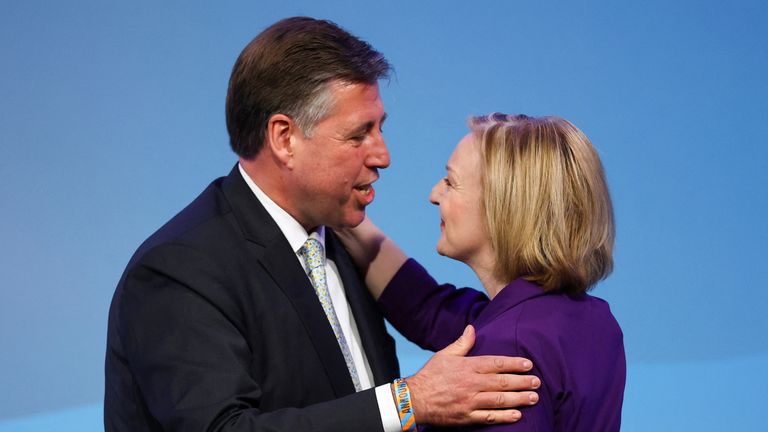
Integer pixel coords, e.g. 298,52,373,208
300,238,325,271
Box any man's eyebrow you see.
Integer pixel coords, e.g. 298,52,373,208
349,113,388,135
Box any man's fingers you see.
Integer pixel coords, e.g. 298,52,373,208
472,391,539,410
467,409,523,425
478,373,541,391
440,325,476,356
469,355,534,374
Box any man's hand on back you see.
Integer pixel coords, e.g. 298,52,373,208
405,325,540,426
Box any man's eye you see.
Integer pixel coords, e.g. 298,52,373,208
443,177,451,186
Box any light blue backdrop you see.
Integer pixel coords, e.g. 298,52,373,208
1,1,766,430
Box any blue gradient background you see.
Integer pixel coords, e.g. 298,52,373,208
1,1,766,430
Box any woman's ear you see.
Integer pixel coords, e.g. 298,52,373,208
265,113,299,168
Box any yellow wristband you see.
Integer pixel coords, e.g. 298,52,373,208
393,378,417,431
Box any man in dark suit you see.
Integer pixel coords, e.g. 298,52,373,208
105,17,539,431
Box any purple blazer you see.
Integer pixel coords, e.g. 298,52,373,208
378,259,625,431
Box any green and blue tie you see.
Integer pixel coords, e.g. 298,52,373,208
299,238,363,392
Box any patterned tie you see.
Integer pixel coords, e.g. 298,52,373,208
299,238,363,392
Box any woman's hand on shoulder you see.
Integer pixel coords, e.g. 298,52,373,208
336,216,408,300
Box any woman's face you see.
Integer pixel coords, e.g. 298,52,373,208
429,134,492,266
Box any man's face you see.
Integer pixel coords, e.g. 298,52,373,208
289,81,390,229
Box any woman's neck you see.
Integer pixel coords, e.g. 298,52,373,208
467,254,507,299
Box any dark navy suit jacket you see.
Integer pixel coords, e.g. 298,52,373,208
378,259,625,431
104,166,399,431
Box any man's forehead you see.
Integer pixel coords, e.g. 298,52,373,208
328,81,381,104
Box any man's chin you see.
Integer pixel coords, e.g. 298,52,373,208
329,210,366,229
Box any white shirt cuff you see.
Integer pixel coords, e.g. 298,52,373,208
375,383,401,432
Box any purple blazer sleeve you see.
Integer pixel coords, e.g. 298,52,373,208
377,259,489,351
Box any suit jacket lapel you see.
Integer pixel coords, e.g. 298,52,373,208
221,165,356,397
326,230,395,385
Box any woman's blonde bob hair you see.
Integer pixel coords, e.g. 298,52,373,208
470,113,614,295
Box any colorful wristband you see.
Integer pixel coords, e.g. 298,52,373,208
393,378,417,432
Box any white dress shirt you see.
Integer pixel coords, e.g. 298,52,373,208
238,164,400,432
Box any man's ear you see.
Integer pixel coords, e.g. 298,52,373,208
265,114,300,168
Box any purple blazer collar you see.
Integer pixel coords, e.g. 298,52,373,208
472,278,549,329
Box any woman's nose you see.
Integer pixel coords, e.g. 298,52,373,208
429,180,442,206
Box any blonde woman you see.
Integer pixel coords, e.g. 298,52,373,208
340,113,625,431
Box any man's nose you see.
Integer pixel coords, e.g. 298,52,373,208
367,134,390,168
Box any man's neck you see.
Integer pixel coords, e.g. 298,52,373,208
239,156,313,231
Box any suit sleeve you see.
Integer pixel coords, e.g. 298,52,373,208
116,243,384,432
376,259,490,351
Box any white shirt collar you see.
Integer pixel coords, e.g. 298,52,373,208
238,163,326,256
